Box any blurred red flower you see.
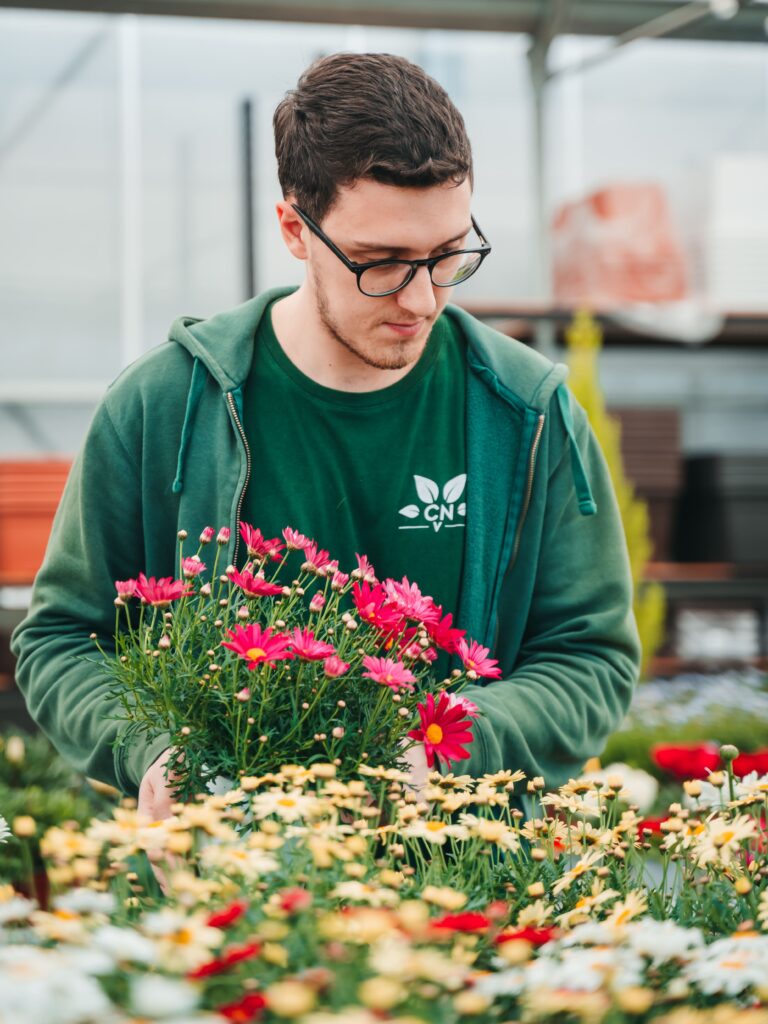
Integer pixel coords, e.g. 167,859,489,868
651,742,721,781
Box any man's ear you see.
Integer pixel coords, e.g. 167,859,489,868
276,199,308,260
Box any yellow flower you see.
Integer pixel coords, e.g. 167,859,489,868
421,886,467,910
358,977,406,1010
265,981,317,1018
604,889,648,928
453,991,490,1015
401,820,469,845
12,816,36,838
552,849,604,895
262,941,289,967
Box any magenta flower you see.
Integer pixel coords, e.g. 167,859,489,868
133,573,192,607
114,579,137,600
282,527,311,550
408,692,474,769
323,655,350,678
221,623,293,669
456,638,502,679
362,655,416,693
353,554,378,583
239,523,284,561
289,628,336,661
301,543,337,576
182,557,206,578
199,526,215,544
426,609,466,655
217,527,231,545
331,570,350,591
383,577,440,625
309,593,326,613
229,568,283,598
351,582,403,634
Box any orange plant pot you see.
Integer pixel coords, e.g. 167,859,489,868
0,461,72,585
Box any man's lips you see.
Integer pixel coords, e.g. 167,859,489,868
383,320,425,338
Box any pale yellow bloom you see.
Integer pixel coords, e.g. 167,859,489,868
551,849,604,895
330,881,400,907
265,981,317,1017
421,886,467,910
400,819,469,845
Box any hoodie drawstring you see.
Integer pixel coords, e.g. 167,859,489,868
555,384,598,516
172,357,207,494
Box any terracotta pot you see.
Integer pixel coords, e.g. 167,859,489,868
0,460,71,585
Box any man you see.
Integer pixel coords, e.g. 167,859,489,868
12,53,639,821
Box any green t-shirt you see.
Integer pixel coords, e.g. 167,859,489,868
243,305,467,625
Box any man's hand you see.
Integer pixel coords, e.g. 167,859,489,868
137,748,178,822
400,740,430,800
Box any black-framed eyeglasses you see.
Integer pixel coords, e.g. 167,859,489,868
291,204,492,298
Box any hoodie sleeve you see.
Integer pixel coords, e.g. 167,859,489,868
10,398,172,796
456,395,640,788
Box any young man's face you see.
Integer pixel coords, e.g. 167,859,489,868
294,177,474,372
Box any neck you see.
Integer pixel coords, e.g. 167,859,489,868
270,286,418,392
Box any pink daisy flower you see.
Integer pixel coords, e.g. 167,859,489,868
221,623,293,669
288,628,336,661
456,638,502,679
362,655,416,693
383,577,441,625
445,692,481,718
133,573,192,607
323,655,350,678
239,523,284,561
301,543,336,576
353,554,378,583
331,570,350,591
282,527,311,550
181,557,206,578
408,692,474,769
114,579,138,600
228,568,283,598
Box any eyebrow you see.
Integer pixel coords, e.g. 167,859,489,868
347,225,473,256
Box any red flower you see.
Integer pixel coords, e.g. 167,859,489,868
221,624,293,669
188,941,262,978
239,523,284,561
408,691,474,769
733,750,768,778
229,568,283,599
351,582,403,633
362,655,416,693
207,900,249,928
182,556,206,578
218,993,267,1023
637,817,668,838
495,926,558,947
278,887,313,914
456,638,502,679
133,573,192,607
431,911,491,932
426,609,466,654
289,628,336,661
651,742,721,781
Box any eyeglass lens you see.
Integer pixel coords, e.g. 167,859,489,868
358,250,483,296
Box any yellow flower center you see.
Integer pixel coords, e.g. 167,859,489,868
246,647,266,661
426,821,447,832
426,724,444,744
173,928,194,945
278,798,296,808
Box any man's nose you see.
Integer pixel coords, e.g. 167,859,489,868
396,265,438,318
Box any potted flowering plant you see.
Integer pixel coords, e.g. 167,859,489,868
100,524,500,800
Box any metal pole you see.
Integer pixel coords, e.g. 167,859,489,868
241,97,256,300
118,15,143,367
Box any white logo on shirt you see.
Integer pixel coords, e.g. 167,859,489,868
398,474,467,533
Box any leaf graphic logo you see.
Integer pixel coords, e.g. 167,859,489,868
398,474,467,532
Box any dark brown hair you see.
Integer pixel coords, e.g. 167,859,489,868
273,52,473,221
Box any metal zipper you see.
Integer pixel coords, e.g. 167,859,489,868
226,392,252,566
509,413,546,570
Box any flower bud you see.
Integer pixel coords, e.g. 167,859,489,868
720,744,739,763
13,815,36,838
708,771,726,788
683,780,702,797
5,736,25,764
199,526,215,544
527,881,545,897
158,635,171,650
177,529,188,540
216,527,231,545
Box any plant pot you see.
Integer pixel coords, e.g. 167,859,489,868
0,461,71,585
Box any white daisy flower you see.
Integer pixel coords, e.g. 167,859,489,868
131,974,200,1018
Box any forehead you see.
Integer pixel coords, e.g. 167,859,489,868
323,178,473,250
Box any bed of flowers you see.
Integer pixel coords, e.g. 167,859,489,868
3,750,768,1023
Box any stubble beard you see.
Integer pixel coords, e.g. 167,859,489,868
314,273,429,372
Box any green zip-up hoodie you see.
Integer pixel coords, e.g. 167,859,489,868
11,287,639,795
